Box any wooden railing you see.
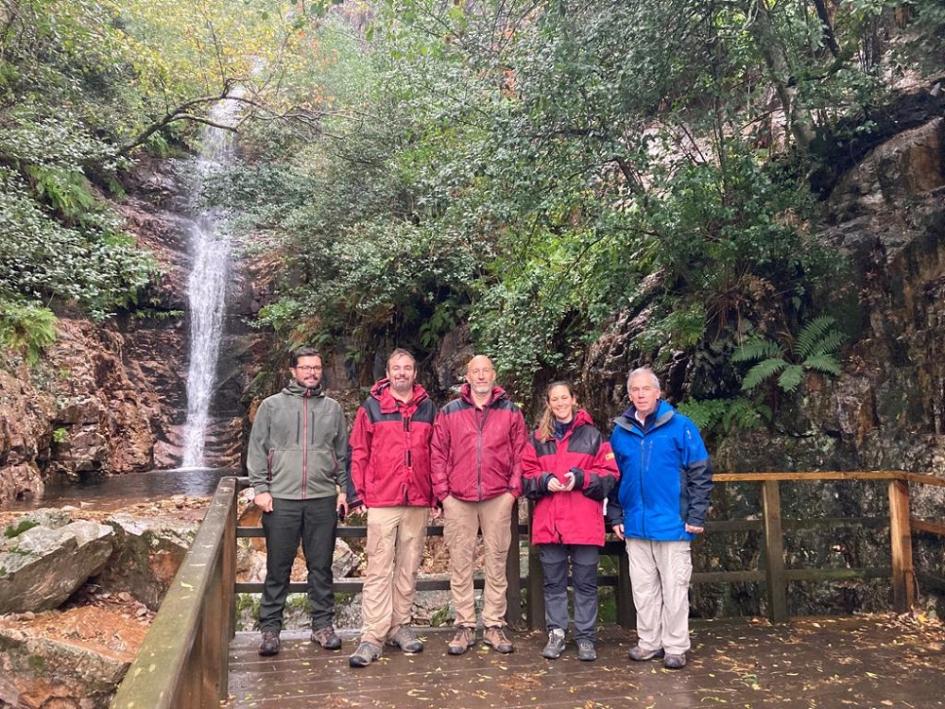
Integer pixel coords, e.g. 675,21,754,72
110,470,945,708
110,476,237,709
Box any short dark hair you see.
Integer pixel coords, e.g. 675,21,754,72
291,347,323,367
386,347,416,367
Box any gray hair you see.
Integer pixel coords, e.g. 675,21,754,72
627,367,660,389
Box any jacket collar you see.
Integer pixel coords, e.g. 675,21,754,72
459,383,507,409
613,399,674,434
371,378,429,414
282,380,324,398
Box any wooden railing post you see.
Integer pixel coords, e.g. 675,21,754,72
505,498,522,628
762,480,788,622
525,501,544,630
888,479,915,612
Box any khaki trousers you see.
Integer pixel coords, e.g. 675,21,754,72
360,506,429,645
626,538,693,655
443,493,514,628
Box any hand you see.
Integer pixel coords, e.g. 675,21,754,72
613,523,625,540
547,477,566,493
563,471,576,492
430,504,442,521
337,492,349,519
684,523,704,534
254,492,274,513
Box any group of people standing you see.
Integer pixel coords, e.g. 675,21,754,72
247,346,712,671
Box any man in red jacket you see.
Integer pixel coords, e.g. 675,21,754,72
431,354,527,655
348,349,437,668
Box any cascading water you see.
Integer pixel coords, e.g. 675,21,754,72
181,100,239,469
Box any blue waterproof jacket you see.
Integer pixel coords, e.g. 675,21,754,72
607,400,712,541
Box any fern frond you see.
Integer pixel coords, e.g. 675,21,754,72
777,364,804,392
722,399,762,431
807,330,845,357
803,353,842,376
732,336,783,364
793,316,836,358
741,357,788,391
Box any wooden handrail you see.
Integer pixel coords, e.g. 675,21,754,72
111,476,237,709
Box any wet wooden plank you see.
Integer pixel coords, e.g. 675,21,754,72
226,614,945,707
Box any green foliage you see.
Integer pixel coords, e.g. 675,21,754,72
52,427,69,444
678,397,769,438
734,316,846,395
0,301,58,365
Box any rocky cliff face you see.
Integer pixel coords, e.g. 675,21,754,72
0,156,266,505
581,111,945,616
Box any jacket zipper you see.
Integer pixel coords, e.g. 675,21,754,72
475,405,491,500
403,414,412,505
301,394,310,499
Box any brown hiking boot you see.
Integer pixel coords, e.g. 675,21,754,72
387,626,423,653
447,626,476,656
483,626,514,653
258,630,280,656
311,625,341,650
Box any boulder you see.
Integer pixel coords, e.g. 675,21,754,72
0,521,114,613
95,514,196,610
0,605,144,709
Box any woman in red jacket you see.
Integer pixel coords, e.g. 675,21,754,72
522,381,619,662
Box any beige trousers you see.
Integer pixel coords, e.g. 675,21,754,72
443,493,514,628
626,538,693,655
360,506,429,645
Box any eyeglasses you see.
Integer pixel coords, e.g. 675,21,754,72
294,366,321,373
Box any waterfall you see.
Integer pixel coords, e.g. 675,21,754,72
181,100,239,469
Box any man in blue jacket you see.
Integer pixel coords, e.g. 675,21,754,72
607,367,712,670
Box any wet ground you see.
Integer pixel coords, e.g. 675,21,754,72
226,614,945,708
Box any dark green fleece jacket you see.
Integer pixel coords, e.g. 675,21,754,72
247,381,348,499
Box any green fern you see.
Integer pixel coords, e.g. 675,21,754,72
804,353,842,376
792,315,836,358
776,364,804,392
731,336,782,363
0,301,58,365
741,357,788,392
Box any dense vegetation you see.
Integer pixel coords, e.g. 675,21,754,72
2,0,942,428
207,0,942,423
0,0,322,345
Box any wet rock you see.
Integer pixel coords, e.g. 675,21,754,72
0,605,145,709
95,514,196,610
0,521,114,613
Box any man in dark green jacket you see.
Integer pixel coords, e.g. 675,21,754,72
247,347,349,656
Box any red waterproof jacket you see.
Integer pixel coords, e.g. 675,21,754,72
521,409,620,546
430,384,527,502
349,379,436,508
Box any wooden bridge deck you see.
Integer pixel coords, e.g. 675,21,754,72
225,613,945,708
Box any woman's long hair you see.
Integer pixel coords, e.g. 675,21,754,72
536,380,578,442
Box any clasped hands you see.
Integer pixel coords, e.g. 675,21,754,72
547,470,576,493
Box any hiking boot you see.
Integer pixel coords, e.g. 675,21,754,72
387,626,423,653
628,645,664,661
311,625,341,650
483,626,514,653
447,627,476,656
541,628,566,659
576,638,597,662
258,630,280,657
348,641,382,668
663,652,687,669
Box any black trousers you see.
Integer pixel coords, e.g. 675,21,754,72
259,496,337,631
539,543,600,641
